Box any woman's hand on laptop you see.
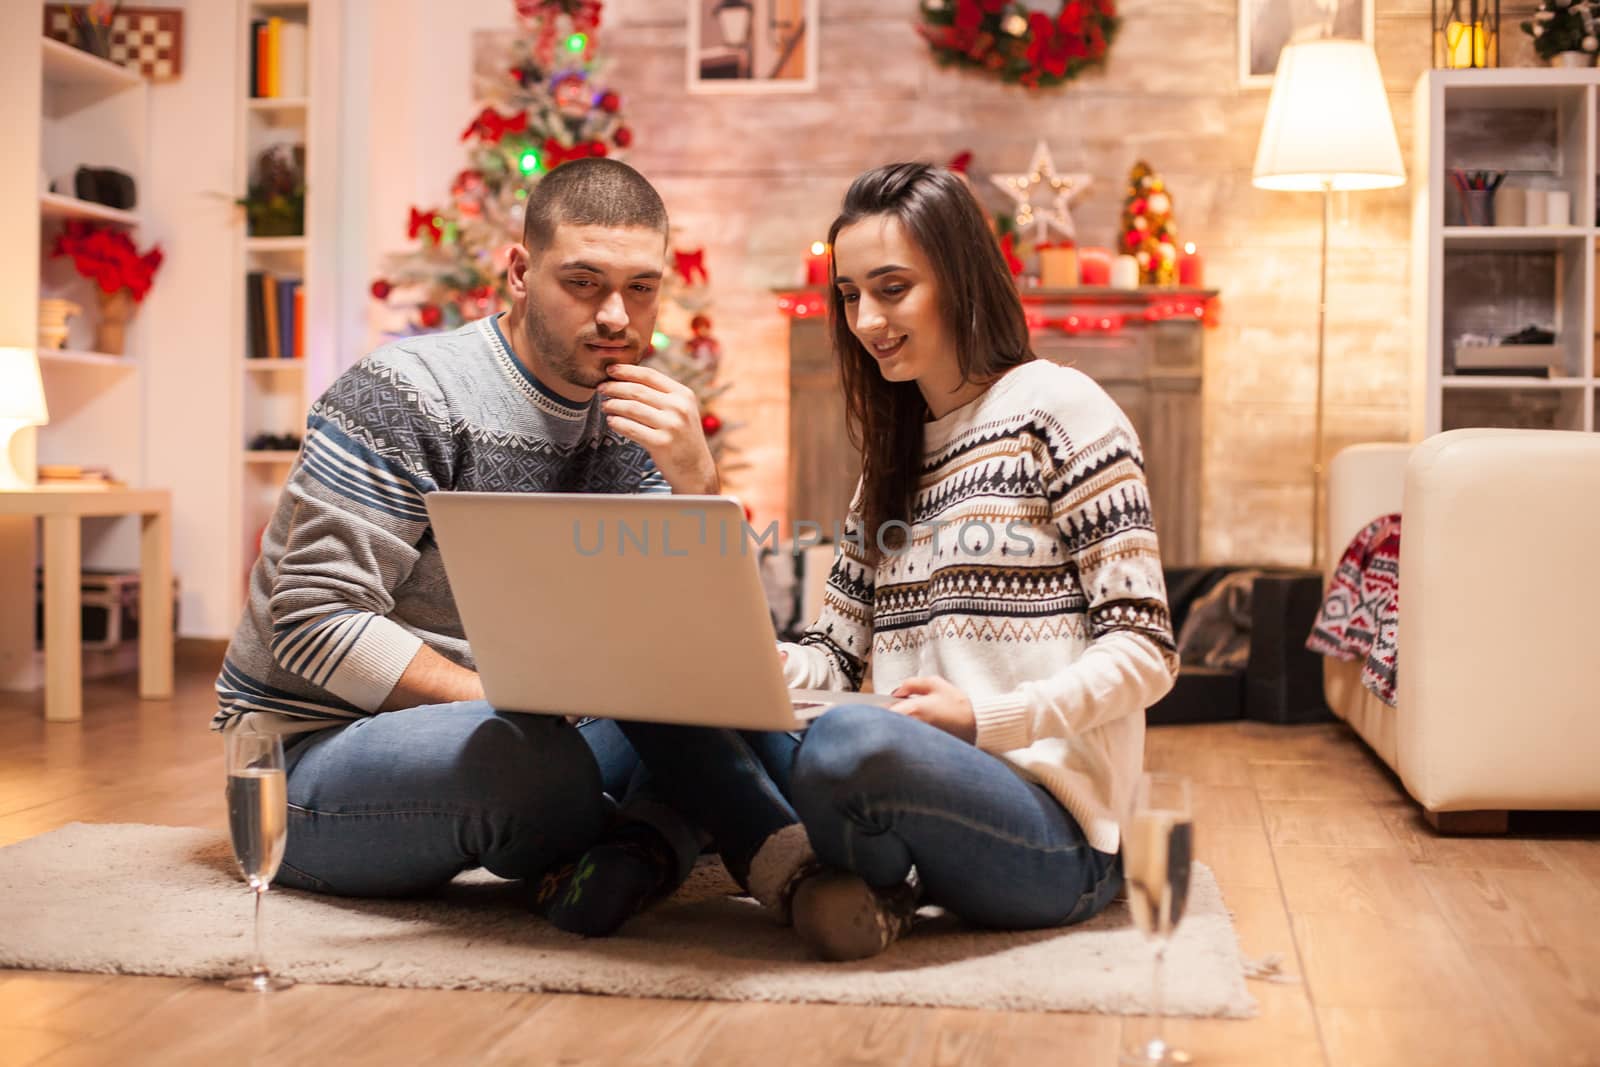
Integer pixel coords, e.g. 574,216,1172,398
598,363,720,495
889,676,976,744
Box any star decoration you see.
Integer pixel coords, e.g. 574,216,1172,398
990,141,1091,244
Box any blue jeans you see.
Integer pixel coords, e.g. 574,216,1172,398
617,704,1123,930
275,702,640,897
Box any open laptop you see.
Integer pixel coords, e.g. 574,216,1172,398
425,492,893,730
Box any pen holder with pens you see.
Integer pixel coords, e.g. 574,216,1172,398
1450,169,1505,226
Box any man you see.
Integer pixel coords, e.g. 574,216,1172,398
213,159,714,906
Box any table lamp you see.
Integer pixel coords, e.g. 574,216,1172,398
0,347,50,490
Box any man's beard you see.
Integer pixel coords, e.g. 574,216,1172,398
524,302,641,391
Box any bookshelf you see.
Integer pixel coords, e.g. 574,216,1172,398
1411,68,1600,438
230,0,336,604
0,33,152,689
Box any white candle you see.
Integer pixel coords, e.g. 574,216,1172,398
1111,255,1140,289
1545,190,1571,227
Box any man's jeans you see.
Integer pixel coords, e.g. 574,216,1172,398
275,702,638,897
617,704,1123,930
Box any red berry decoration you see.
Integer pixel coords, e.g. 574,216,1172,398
614,126,633,148
599,91,620,113
370,279,391,301
701,413,722,437
419,303,443,329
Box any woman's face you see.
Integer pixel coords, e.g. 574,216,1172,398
832,215,959,392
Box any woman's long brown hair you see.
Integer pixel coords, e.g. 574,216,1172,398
827,162,1036,561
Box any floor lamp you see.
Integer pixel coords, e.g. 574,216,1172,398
1251,38,1405,568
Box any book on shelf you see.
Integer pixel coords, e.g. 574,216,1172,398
250,19,264,98
279,21,308,98
250,16,308,99
1452,366,1554,379
276,277,299,360
246,271,266,359
36,465,123,490
262,270,280,359
245,272,303,360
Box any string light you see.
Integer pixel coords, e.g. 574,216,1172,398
651,330,670,350
519,151,543,175
566,32,587,52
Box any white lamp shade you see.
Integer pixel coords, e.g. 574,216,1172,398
0,347,48,424
1252,38,1405,193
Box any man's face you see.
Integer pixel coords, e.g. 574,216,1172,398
517,223,666,393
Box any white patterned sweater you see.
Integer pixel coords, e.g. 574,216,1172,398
780,360,1178,854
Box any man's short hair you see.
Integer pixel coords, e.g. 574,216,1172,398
521,158,669,254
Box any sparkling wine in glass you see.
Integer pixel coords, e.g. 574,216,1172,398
224,728,294,992
1121,772,1194,1066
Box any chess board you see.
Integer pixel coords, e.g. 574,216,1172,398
44,6,184,81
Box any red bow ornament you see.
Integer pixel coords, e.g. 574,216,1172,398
542,138,607,169
460,108,529,144
408,207,444,245
673,248,708,286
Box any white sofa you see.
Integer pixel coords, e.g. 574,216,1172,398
1324,428,1600,830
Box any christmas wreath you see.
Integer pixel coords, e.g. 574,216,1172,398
917,0,1119,88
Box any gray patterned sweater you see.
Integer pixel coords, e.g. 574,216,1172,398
213,314,667,732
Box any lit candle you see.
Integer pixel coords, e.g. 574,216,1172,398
1177,242,1205,287
1111,254,1140,290
1078,247,1112,286
804,241,830,286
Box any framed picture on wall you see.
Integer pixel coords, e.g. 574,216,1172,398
1238,0,1374,87
688,0,818,94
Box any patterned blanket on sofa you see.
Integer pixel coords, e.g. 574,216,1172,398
1306,514,1400,706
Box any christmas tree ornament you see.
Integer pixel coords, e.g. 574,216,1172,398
990,141,1091,244
552,71,591,118
418,303,443,328
613,126,633,147
370,279,392,301
701,413,722,437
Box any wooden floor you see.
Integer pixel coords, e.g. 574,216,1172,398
2,646,1598,1066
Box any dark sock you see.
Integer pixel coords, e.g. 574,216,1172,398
531,821,680,938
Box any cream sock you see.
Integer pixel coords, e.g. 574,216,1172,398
744,823,816,921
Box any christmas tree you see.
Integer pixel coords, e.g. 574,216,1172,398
1119,161,1178,285
370,0,742,472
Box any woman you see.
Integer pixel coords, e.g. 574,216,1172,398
575,161,1178,959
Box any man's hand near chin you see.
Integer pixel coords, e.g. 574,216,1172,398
596,362,720,495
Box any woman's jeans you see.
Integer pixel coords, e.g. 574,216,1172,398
274,701,642,897
616,704,1123,930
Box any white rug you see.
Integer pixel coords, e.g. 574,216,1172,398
0,823,1256,1017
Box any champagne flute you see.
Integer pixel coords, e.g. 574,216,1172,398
1121,772,1194,1066
223,727,294,992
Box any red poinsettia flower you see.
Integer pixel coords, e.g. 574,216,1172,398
51,222,163,302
